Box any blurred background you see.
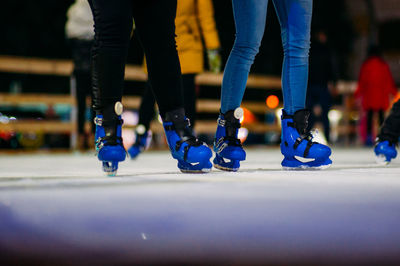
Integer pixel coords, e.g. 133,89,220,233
0,0,399,151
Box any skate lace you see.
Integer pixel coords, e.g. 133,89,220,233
176,134,202,150
95,136,127,158
288,122,317,158
94,117,126,154
216,116,242,148
175,135,203,162
294,132,317,158
164,118,204,161
222,136,242,147
98,135,123,146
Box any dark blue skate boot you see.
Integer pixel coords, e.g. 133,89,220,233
163,108,212,173
280,109,332,169
374,138,397,165
213,108,246,171
94,102,126,176
128,125,152,159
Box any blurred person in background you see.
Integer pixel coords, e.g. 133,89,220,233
128,0,221,159
355,45,397,146
306,30,338,144
65,0,95,151
374,99,400,164
213,0,332,171
88,0,213,175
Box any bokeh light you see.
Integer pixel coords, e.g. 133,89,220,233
266,95,279,109
241,107,256,125
238,127,249,143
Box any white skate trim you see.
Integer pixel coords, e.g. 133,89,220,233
234,107,244,120
213,163,239,172
375,154,389,165
283,163,331,171
294,156,315,163
217,143,228,154
136,124,146,135
114,101,123,115
180,165,212,174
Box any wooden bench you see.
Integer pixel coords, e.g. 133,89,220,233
1,55,371,147
0,55,283,148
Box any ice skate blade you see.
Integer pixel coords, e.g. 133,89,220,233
180,167,212,174
281,157,332,170
102,161,119,176
105,170,117,177
213,155,241,172
282,164,331,170
375,154,390,165
213,163,239,172
177,160,212,174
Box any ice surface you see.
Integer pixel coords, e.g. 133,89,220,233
0,147,399,265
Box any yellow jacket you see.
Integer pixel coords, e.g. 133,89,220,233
176,0,220,74
143,0,220,74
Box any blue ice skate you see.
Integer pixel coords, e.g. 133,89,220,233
163,108,212,173
94,102,126,176
128,125,152,159
280,109,332,169
374,139,397,165
213,108,246,171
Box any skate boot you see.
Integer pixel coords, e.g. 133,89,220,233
213,108,246,171
374,137,397,165
163,108,212,173
128,124,152,159
94,102,126,176
280,109,332,169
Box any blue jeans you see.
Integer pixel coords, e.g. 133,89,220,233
221,0,312,115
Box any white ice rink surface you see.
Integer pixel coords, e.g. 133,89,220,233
1,147,400,265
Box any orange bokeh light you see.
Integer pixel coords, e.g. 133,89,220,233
266,95,279,109
241,107,256,125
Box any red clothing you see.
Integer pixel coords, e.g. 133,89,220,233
355,56,397,110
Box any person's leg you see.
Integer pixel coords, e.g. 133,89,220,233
272,0,312,115
375,100,400,164
131,0,183,118
136,75,196,129
379,101,400,141
273,0,331,169
182,74,197,128
220,0,268,113
378,109,385,127
214,0,268,171
138,82,157,130
319,86,332,143
89,0,132,175
75,71,92,147
131,0,212,172
128,81,156,159
305,84,317,132
70,39,93,149
366,109,373,144
74,72,87,137
90,0,132,114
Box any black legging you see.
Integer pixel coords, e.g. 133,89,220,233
378,99,400,142
366,109,384,137
138,74,197,130
306,84,332,142
69,39,94,135
89,0,183,118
